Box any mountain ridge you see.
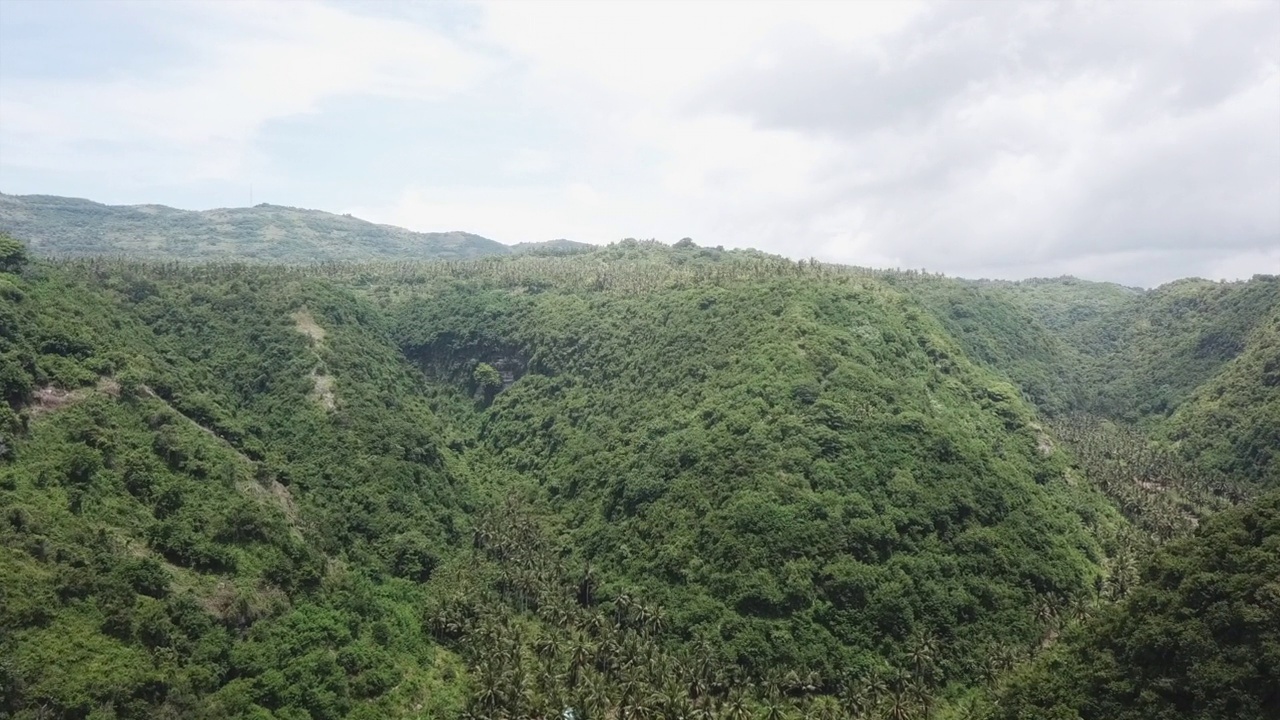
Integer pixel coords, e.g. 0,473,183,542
0,192,593,263
4,192,1264,290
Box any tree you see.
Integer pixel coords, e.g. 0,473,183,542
388,531,439,582
0,235,26,272
474,362,503,402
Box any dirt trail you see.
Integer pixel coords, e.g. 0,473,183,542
291,308,336,411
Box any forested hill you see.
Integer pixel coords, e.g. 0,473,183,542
0,193,591,263
2,234,1277,719
986,489,1280,720
991,275,1279,421
845,271,1278,455
974,274,1280,487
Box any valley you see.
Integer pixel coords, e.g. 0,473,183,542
1,232,1276,719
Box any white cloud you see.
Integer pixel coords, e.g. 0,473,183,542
500,148,560,177
3,0,1277,285
478,0,924,109
0,0,491,184
461,0,1280,285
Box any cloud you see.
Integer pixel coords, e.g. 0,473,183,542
2,0,1277,286
0,0,491,186
468,0,1280,285
691,1,1279,270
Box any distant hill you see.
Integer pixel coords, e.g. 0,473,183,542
0,193,586,263
985,274,1280,423
510,238,595,255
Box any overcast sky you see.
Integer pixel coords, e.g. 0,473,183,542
1,0,1277,286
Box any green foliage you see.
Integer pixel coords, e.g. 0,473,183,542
989,274,1279,423
0,233,27,272
889,275,1088,415
1163,308,1280,488
0,192,583,264
471,362,503,405
0,262,469,719
1,242,1274,719
985,490,1280,720
1081,277,1278,420
390,265,1112,690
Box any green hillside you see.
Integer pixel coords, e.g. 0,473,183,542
1163,306,1280,488
978,276,1141,346
985,274,1280,423
0,193,581,263
2,233,1276,720
882,275,1087,416
389,244,1110,681
1,247,474,719
983,489,1280,720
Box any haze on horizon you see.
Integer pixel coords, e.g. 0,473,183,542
1,0,1277,287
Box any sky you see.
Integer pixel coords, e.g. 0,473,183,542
1,0,1277,286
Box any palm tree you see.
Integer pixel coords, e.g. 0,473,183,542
578,561,597,606
756,695,790,720
615,592,637,630
473,670,504,714
808,696,841,720
721,692,752,720
883,688,914,720
906,632,938,682
535,634,560,665
863,670,888,708
581,674,611,720
839,681,872,719
569,638,594,689
1035,594,1060,631
617,679,641,720
908,678,935,718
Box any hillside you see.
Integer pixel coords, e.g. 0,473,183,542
1163,306,1280,488
986,274,1280,423
2,235,1277,719
1,244,475,718
389,244,1114,680
984,489,1280,720
880,274,1089,416
0,193,588,263
1,240,1125,719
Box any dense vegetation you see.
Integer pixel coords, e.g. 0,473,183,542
390,256,1113,679
1162,306,1280,488
989,274,1279,424
2,232,1276,719
0,193,591,263
986,489,1280,720
2,243,473,718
